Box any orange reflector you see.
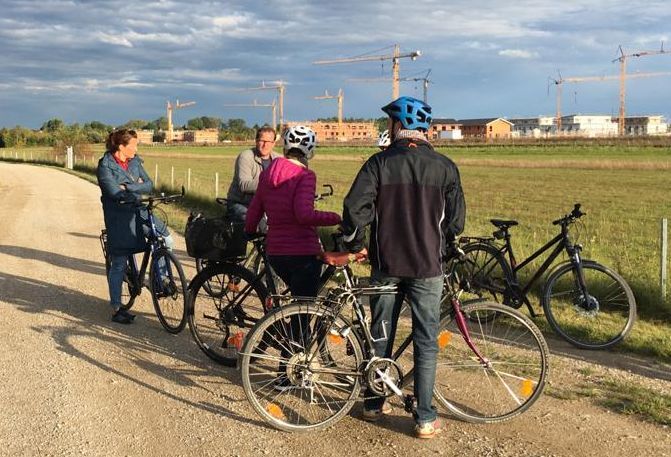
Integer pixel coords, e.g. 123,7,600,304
437,331,452,349
328,333,344,345
266,403,285,420
227,282,240,292
520,379,534,397
228,331,245,351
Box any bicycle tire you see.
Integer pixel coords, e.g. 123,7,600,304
240,301,363,433
117,257,139,311
150,249,188,334
433,301,549,424
542,261,636,349
447,242,514,305
187,262,268,366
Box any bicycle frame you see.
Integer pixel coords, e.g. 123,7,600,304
481,218,586,317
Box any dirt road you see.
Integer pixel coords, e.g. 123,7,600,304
0,162,668,456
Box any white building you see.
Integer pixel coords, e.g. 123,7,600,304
558,115,618,137
623,116,668,136
510,116,555,138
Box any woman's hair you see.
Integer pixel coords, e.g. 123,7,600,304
285,148,308,166
106,129,137,153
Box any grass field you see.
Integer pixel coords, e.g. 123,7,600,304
2,142,670,359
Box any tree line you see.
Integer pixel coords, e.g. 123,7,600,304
0,116,388,149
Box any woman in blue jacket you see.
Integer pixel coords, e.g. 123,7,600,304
97,129,173,324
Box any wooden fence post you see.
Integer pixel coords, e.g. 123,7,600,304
187,168,191,192
155,164,159,187
662,218,668,300
215,172,219,198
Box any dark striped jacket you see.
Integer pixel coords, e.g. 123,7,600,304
342,138,465,278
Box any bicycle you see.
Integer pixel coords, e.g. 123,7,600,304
99,190,188,333
186,185,336,366
238,241,550,432
448,203,636,349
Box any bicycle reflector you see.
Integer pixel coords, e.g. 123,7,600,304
520,379,534,397
437,330,452,349
266,403,286,420
327,329,344,345
228,331,244,351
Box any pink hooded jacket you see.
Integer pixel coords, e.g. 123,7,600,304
245,157,341,256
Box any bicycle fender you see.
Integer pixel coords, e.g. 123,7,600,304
543,259,599,281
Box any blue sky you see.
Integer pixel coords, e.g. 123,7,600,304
1,0,670,128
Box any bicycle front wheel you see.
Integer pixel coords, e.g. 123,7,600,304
150,249,188,334
434,301,549,424
187,262,268,366
542,261,636,349
240,302,363,433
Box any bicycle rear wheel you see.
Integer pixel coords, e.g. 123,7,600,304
150,249,188,334
542,261,636,349
187,262,268,366
434,301,549,423
240,302,363,433
447,242,515,305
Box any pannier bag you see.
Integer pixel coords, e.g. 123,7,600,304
185,213,247,260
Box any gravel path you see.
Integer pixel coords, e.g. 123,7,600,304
0,162,668,457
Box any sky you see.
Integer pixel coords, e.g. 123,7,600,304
1,0,670,129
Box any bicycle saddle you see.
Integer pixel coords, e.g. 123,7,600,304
490,219,518,229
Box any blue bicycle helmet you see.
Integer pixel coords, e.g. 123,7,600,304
381,96,432,132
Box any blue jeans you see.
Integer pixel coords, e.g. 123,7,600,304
363,269,443,425
108,232,174,311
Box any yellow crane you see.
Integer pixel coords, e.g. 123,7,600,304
349,69,432,103
239,81,285,130
223,99,277,130
313,89,344,125
613,43,669,135
166,99,195,143
549,71,671,132
314,44,421,100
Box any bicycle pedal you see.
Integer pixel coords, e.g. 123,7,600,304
404,395,416,414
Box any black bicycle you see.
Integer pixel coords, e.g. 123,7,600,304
99,190,188,333
448,203,636,349
186,186,335,366
238,241,549,432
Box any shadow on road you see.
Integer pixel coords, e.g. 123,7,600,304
0,269,267,428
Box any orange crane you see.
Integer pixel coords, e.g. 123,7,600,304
314,44,421,99
549,71,671,132
348,69,432,103
166,99,195,143
223,99,277,129
613,43,669,135
313,89,344,125
239,81,285,129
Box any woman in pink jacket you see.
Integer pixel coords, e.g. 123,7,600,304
245,125,341,299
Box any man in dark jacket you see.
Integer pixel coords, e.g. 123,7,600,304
341,96,465,438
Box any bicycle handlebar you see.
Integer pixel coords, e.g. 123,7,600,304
552,203,586,226
314,184,334,202
120,186,185,207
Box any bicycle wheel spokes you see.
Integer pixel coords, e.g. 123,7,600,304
150,249,188,334
543,262,636,349
189,265,266,366
450,244,510,304
241,304,363,432
434,302,549,423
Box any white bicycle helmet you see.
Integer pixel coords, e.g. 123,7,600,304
283,125,317,160
377,129,391,148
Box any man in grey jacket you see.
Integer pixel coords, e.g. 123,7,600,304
226,126,282,221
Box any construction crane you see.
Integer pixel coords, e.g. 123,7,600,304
348,69,432,103
613,43,669,135
239,81,285,129
314,44,421,99
223,99,277,129
166,99,195,143
549,71,671,132
313,89,344,125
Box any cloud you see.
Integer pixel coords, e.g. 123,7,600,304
498,49,540,59
95,32,134,48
